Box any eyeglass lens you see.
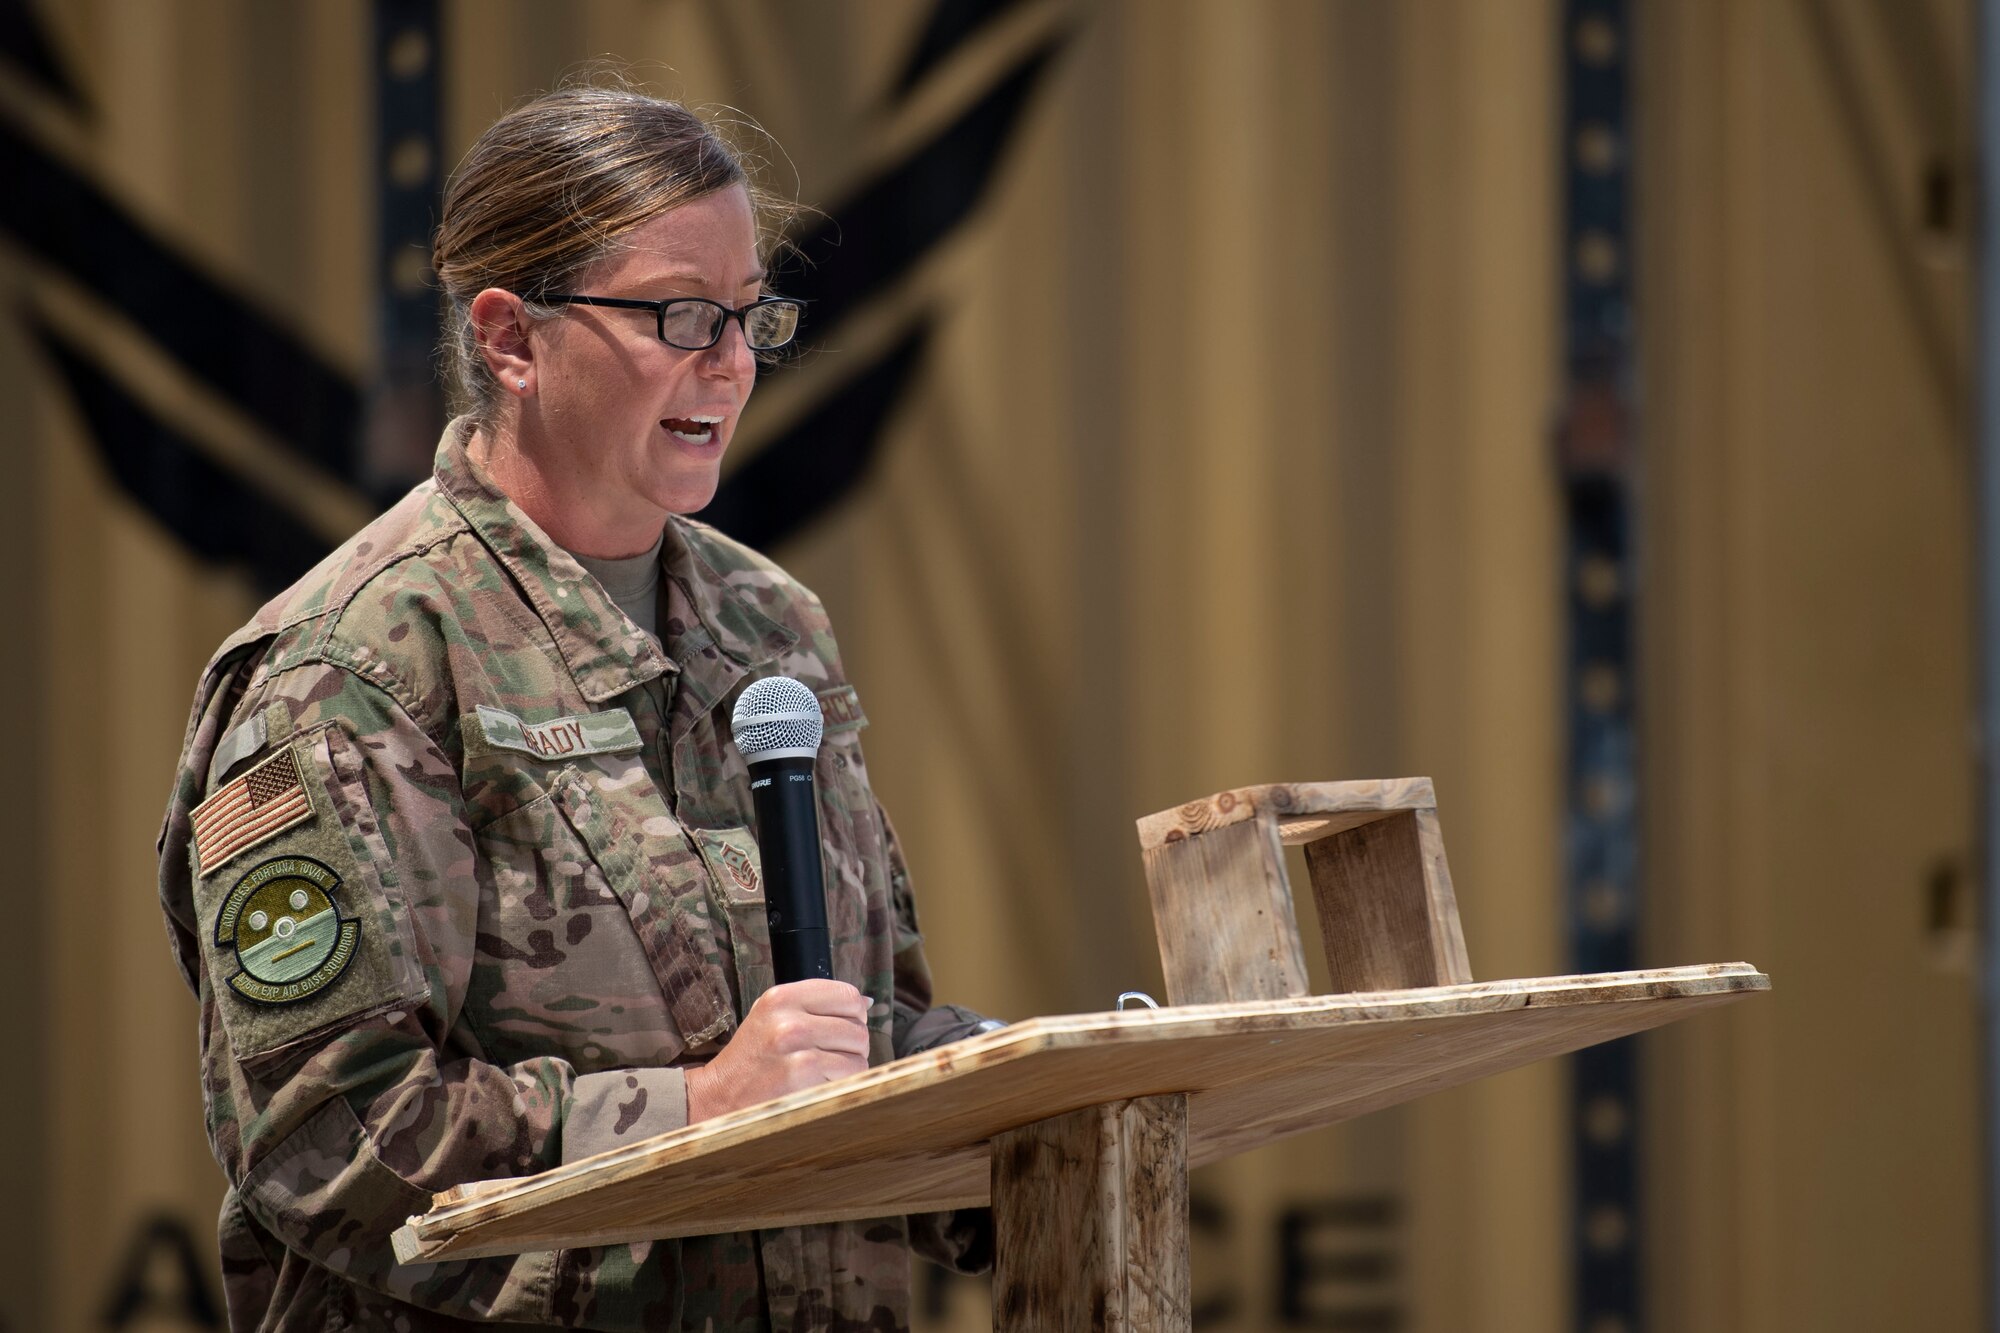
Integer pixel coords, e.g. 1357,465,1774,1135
659,300,799,350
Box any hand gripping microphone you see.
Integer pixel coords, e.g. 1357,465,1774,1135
730,676,832,984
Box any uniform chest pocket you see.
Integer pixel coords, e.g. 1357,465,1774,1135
467,788,660,1071
547,764,738,1051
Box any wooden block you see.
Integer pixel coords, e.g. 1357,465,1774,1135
993,1095,1190,1333
1143,818,1309,1005
1138,778,1458,1003
1302,808,1473,990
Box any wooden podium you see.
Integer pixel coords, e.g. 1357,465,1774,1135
393,778,1767,1331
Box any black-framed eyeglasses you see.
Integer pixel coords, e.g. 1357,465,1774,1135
535,293,804,351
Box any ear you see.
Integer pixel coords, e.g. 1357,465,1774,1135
469,288,537,392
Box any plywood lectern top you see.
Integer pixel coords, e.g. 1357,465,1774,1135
394,775,1767,1274
395,963,1763,1262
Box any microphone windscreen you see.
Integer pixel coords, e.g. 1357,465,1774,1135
731,675,824,761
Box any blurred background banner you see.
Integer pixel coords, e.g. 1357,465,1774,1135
0,1,1979,1329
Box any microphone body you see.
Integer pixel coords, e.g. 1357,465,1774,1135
731,676,833,985
747,753,831,983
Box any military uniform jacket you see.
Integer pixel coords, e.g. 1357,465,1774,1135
157,421,956,1331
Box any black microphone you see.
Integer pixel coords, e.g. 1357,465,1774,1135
730,676,832,984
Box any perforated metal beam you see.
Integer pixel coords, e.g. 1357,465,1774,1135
1557,4,1640,1330
369,0,443,495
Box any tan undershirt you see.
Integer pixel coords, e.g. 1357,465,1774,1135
572,534,664,645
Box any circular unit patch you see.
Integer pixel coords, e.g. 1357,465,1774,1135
214,856,359,1005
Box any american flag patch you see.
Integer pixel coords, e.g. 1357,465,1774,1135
191,745,315,877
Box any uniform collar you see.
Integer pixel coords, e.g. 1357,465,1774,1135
432,419,795,706
658,516,800,724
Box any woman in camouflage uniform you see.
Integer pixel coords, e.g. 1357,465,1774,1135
157,87,987,1331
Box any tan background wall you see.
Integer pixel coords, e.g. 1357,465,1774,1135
1640,2,1980,1329
0,1,1978,1330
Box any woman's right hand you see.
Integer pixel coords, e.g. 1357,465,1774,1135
683,979,872,1123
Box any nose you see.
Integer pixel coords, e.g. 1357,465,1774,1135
703,312,758,383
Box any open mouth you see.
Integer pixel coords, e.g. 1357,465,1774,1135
663,415,723,445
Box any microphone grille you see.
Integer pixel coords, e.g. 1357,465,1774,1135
731,675,824,760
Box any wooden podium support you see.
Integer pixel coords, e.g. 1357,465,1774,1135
393,779,1767,1331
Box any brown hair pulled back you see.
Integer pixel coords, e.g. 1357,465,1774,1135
433,85,786,425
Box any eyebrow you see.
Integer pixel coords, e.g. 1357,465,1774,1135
642,268,768,290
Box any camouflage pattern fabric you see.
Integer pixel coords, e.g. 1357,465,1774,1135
157,420,985,1332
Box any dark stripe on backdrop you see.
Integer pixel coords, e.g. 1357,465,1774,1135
724,29,1066,550
32,318,330,590
0,120,363,485
0,0,84,111
891,0,1026,99
778,34,1061,341
704,324,932,550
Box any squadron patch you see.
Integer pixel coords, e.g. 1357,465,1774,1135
213,856,359,1005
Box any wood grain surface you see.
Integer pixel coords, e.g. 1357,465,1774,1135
394,964,1768,1263
1303,809,1473,991
1143,817,1310,1004
993,1095,1190,1332
1133,778,1437,850
1139,776,1468,1002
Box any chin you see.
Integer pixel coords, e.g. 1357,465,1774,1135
641,438,727,516
649,477,721,517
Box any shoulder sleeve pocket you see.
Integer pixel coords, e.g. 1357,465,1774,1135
190,722,427,1064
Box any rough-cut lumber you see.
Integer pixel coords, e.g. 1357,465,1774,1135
1303,808,1472,990
993,1095,1189,1333
394,964,1767,1263
1139,777,1469,1001
1134,777,1436,850
1142,817,1309,1004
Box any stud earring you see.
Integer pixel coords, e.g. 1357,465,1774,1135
516,379,527,390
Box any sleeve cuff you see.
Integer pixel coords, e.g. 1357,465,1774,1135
562,1067,689,1165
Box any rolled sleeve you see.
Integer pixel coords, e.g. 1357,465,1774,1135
563,1068,690,1164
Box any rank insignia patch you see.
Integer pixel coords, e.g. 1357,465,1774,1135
213,856,359,1005
718,841,759,895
